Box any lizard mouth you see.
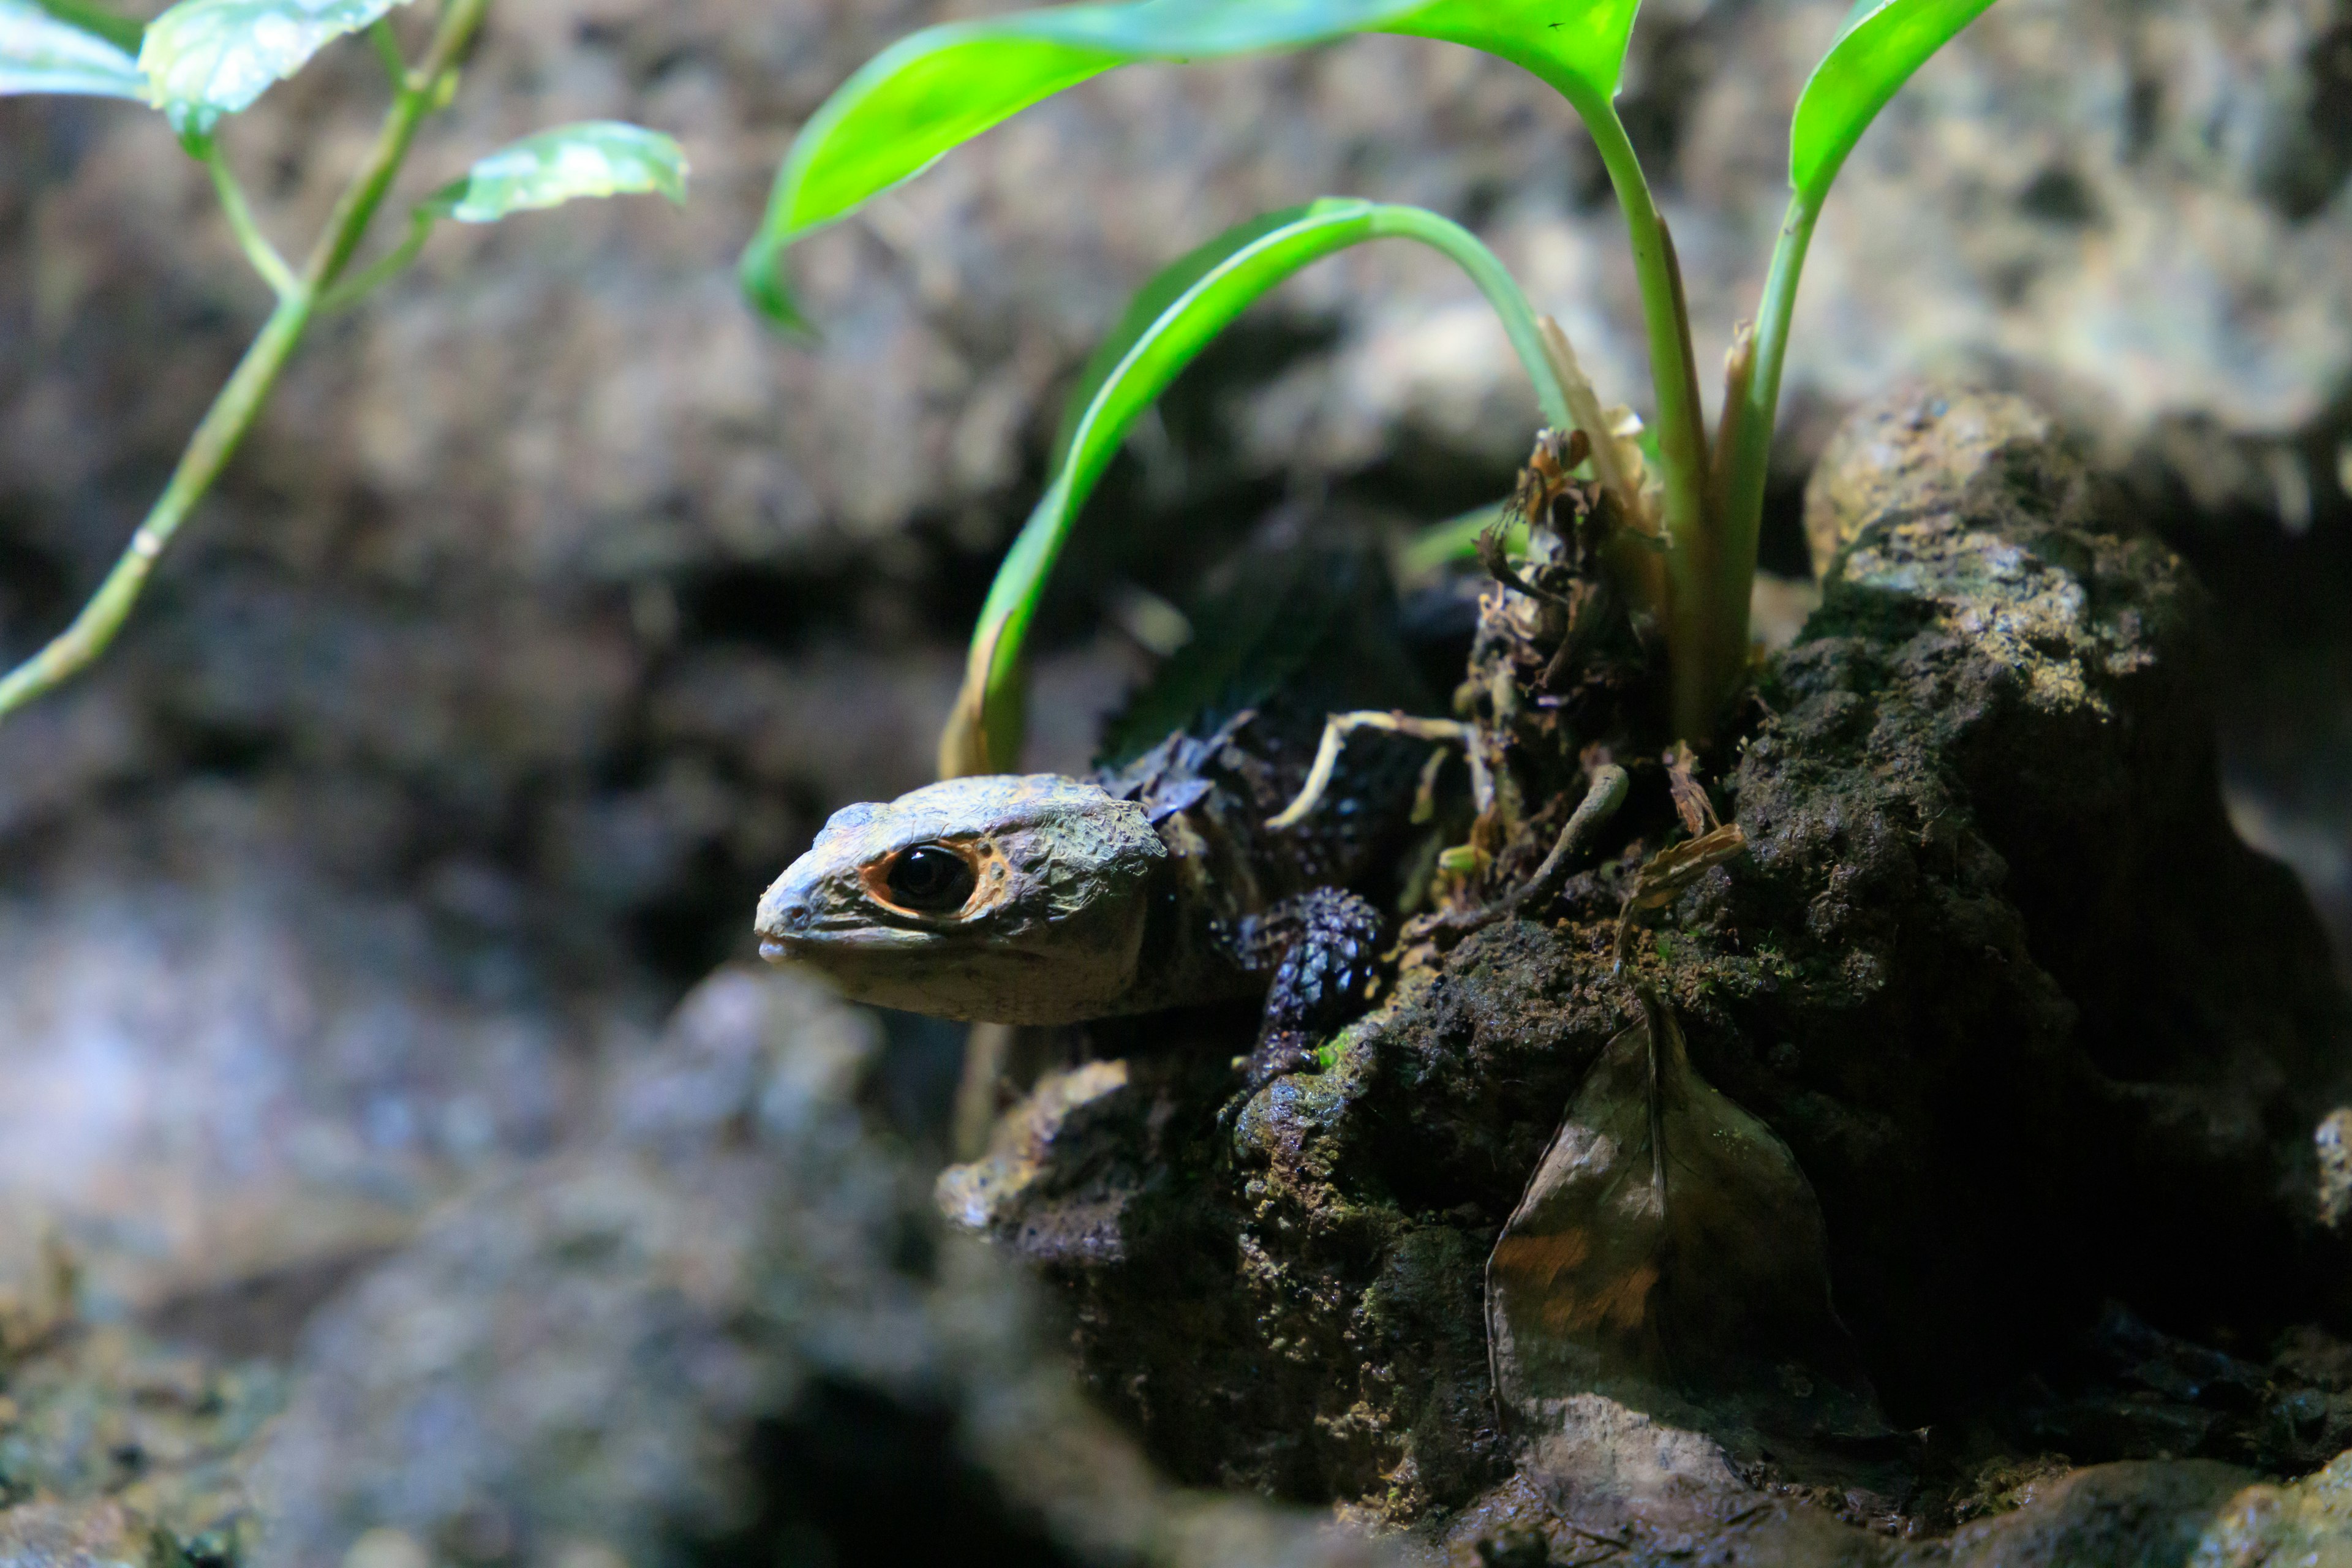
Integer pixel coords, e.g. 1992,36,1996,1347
760,921,954,957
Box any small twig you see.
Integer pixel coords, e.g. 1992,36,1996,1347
1562,1521,1634,1553
1508,763,1629,916
1400,764,1629,948
1611,823,1747,969
1265,710,1488,830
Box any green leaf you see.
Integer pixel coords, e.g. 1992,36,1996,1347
1048,204,1318,472
139,0,416,136
1397,501,1512,581
1,0,143,97
424,123,689,224
1787,0,1999,200
1389,0,1638,108
31,0,141,55
739,0,1642,326
943,198,1565,774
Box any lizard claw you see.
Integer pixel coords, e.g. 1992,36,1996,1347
1218,1032,1318,1129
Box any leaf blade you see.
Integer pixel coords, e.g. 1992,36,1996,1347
739,0,1642,326
1787,0,1999,200
741,0,1433,323
0,0,143,99
424,121,689,224
941,197,1381,772
1387,0,1638,111
139,0,417,135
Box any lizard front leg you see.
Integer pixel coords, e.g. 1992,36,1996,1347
1235,887,1384,1095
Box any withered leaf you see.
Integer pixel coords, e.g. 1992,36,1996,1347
1664,741,1719,837
1626,823,1743,913
1485,989,1880,1442
1611,824,1744,964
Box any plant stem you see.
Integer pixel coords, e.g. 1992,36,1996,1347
203,142,298,299
1578,109,1709,542
369,15,408,87
317,208,436,312
1578,102,1724,742
0,0,491,724
1716,188,1822,599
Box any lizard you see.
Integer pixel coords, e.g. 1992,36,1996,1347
753,540,1431,1094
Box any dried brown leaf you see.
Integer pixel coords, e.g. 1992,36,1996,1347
1485,989,1880,1441
1664,741,1719,837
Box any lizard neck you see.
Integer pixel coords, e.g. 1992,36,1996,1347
1113,805,1264,1016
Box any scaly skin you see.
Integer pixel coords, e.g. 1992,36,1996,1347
755,772,1188,1026
758,540,1427,1084
756,721,1399,1087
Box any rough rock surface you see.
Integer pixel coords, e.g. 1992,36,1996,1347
0,1282,287,1562
945,388,2352,1553
243,965,1395,1568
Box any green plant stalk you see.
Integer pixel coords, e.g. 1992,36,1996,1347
1539,90,1719,742
1714,187,1822,620
0,0,491,724
203,143,298,298
318,208,435,312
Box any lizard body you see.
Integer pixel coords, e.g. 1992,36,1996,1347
755,542,1426,1087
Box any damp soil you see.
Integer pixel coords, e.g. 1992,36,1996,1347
943,386,2352,1562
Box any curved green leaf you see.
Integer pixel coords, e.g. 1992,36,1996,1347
1787,0,1998,200
1388,0,1637,110
1047,204,1319,472
139,0,415,135
943,198,1566,774
424,122,688,224
1,0,142,97
739,0,1641,327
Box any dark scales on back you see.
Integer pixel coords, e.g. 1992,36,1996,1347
753,535,1433,1099
1093,540,1431,1087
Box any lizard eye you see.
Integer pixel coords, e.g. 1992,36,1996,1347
882,843,976,913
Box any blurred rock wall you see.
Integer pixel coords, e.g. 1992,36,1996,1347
1,0,2350,1310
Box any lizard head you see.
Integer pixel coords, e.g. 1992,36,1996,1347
753,774,1167,1024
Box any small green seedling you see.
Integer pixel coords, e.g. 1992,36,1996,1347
739,0,1997,766
0,0,688,723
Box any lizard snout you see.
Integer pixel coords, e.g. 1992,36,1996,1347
753,869,822,960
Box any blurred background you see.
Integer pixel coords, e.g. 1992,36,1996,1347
1,0,2350,1559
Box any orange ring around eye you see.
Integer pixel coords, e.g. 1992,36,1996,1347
861,839,1000,919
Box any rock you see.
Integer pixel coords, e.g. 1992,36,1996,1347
2195,1449,2352,1568
0,1320,285,1564
1940,1461,2257,1567
0,1501,166,1568
941,386,2352,1551
1800,389,2060,581
244,966,1398,1568
0,792,617,1322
